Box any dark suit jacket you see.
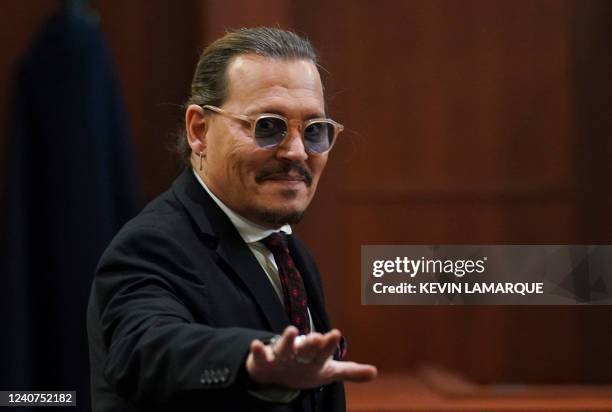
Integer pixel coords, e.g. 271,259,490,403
87,168,345,411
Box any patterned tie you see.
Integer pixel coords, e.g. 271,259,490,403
261,232,311,335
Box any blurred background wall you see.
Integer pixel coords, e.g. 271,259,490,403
1,0,611,403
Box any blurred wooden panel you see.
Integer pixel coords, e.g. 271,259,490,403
298,0,575,187
293,0,612,385
201,0,295,42
346,371,612,411
337,202,581,382
572,1,612,242
95,0,201,199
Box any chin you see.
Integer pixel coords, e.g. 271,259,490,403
251,199,308,226
261,187,310,206
250,188,312,226
255,208,305,226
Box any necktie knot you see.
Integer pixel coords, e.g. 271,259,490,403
261,232,289,255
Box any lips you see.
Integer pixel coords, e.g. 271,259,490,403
264,173,307,182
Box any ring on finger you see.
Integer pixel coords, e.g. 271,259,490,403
268,335,281,350
267,335,285,358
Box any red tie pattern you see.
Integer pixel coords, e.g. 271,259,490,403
261,232,311,335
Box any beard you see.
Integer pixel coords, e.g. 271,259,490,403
255,207,305,226
252,161,313,226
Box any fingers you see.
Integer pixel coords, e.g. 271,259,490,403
246,339,275,384
250,339,273,363
313,329,341,363
256,327,348,367
289,328,343,364
273,326,299,361
294,333,324,364
329,360,378,383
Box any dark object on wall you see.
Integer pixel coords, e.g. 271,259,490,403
0,3,141,411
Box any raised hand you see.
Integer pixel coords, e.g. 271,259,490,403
246,326,377,389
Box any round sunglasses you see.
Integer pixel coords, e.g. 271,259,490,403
202,105,343,154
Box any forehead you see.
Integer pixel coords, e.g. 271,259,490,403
224,54,325,115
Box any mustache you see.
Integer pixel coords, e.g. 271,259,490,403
255,162,313,186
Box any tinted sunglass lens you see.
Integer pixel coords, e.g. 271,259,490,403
304,122,334,153
254,117,287,149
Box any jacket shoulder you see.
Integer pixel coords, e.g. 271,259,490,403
123,187,188,234
96,186,204,279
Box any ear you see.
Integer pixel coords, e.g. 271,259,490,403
185,104,208,157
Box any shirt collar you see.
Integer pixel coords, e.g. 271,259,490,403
192,169,292,244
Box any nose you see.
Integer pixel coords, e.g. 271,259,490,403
275,123,308,162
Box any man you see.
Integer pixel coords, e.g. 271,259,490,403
87,27,377,411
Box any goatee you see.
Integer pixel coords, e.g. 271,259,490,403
256,209,305,226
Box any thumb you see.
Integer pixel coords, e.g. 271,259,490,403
329,361,378,383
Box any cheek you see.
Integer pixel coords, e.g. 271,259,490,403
225,144,262,185
308,156,328,185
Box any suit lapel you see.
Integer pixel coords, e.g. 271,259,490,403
173,169,289,333
215,234,289,333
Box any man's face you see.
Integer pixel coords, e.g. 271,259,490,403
200,54,329,228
